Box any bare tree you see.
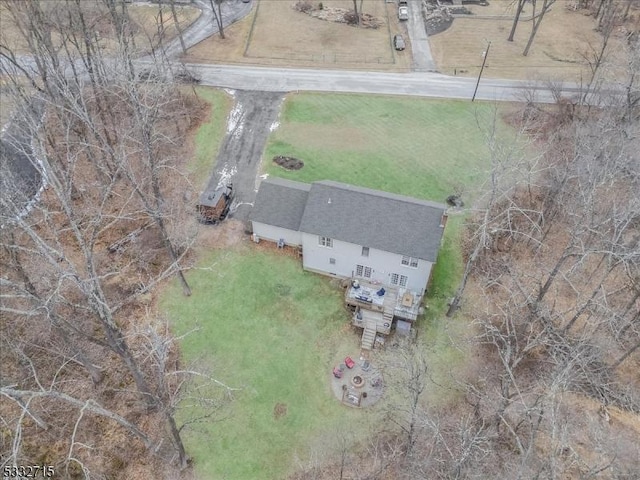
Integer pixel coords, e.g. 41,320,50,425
170,0,188,55
0,0,207,474
523,0,557,56
507,0,528,42
208,0,226,39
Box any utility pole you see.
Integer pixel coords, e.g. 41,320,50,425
472,41,491,102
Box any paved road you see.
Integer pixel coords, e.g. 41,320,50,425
159,0,253,59
186,63,564,103
0,101,43,222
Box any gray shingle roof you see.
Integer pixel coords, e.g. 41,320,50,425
252,178,446,262
300,181,446,261
250,177,310,231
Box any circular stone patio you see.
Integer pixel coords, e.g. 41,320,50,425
330,357,384,408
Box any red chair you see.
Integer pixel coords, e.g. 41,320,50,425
333,366,343,378
345,356,355,369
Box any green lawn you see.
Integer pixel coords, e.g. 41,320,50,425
162,249,382,479
265,93,504,202
162,91,516,478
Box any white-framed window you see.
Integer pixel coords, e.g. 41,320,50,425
356,265,372,278
362,246,369,257
391,274,408,287
319,236,333,248
401,256,419,268
329,258,336,265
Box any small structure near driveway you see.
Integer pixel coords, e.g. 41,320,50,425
197,184,234,224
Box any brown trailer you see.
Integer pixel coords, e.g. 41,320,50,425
196,184,234,224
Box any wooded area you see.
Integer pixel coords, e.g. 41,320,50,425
292,35,640,480
0,0,638,478
0,1,229,477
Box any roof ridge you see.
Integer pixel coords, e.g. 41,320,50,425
313,180,446,210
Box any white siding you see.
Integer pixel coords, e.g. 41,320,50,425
301,233,432,292
252,222,302,246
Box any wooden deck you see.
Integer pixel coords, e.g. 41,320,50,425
346,278,423,348
346,279,422,323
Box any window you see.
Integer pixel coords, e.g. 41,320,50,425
362,246,369,257
329,258,336,265
319,236,333,248
391,274,408,287
401,256,419,268
356,265,372,278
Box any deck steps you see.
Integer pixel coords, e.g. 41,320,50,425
361,322,376,350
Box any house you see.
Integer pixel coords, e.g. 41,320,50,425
250,178,448,348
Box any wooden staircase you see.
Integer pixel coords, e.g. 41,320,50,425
361,321,377,351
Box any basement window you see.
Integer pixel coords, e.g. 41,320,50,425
329,258,336,265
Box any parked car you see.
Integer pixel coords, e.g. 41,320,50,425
393,34,405,51
398,0,409,20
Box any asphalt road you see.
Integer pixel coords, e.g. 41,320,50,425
187,63,563,104
158,0,253,59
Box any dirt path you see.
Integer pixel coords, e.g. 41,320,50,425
203,90,285,223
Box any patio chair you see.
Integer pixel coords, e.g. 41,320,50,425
345,356,355,369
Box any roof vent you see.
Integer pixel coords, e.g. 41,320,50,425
328,197,332,204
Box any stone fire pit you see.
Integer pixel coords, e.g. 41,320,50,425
330,356,383,408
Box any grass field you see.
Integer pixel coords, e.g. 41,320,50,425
161,248,384,479
160,90,515,478
429,2,630,80
185,0,412,71
264,93,505,203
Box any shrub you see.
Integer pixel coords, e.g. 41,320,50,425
294,0,313,13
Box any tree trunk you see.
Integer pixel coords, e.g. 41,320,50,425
167,412,189,469
523,0,555,57
611,340,640,370
352,0,361,26
209,0,225,39
2,387,153,449
170,0,187,55
446,238,482,317
536,252,571,304
623,0,632,20
508,0,527,41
